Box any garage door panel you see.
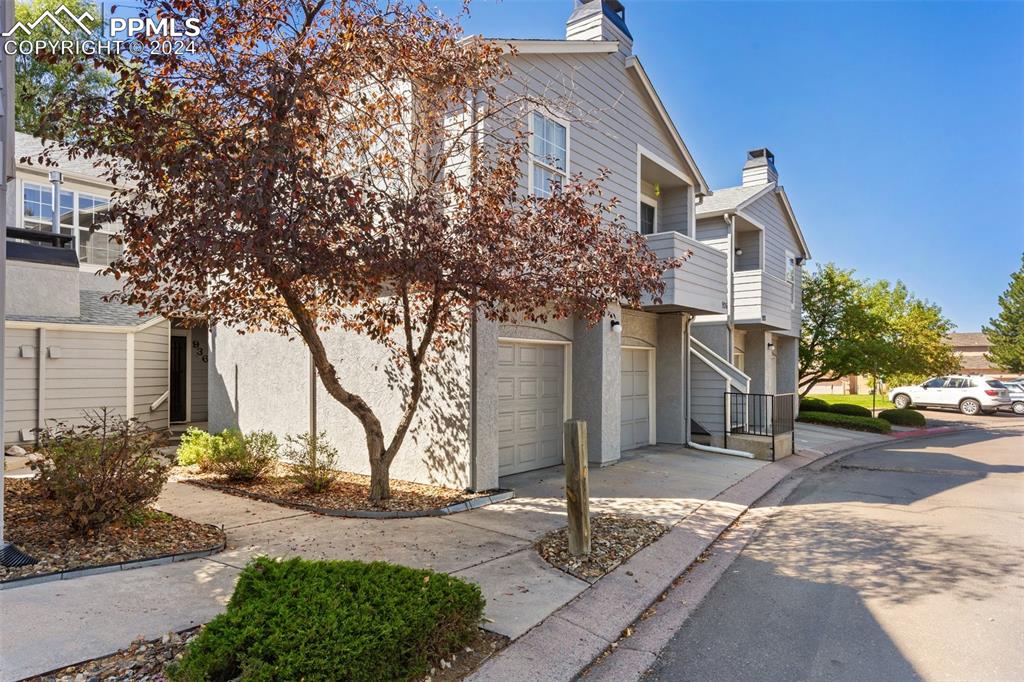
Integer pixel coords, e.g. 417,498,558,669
517,410,538,432
497,378,514,400
498,341,566,476
621,348,652,451
518,377,538,399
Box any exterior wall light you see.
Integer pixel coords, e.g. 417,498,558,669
735,248,743,257
610,314,622,334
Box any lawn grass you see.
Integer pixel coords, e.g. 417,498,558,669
810,393,894,410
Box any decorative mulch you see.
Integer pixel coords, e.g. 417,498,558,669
0,478,226,583
27,628,508,682
536,513,669,583
175,462,492,514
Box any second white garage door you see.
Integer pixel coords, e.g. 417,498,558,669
497,341,566,477
621,347,653,450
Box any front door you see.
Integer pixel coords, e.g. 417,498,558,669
170,335,188,422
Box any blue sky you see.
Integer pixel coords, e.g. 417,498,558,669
436,0,1024,331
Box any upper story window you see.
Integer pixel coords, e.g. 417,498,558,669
22,182,121,266
530,111,567,199
640,200,656,235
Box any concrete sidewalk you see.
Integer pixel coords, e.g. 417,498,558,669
467,425,895,682
0,444,761,681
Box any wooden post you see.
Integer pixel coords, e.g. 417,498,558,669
564,419,591,556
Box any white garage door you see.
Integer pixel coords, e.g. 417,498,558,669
497,341,566,476
621,347,652,450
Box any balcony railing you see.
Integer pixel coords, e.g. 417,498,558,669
724,391,796,461
643,231,729,316
733,269,793,330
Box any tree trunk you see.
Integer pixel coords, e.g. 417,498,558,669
369,457,391,503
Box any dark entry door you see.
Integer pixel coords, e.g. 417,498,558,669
170,335,187,422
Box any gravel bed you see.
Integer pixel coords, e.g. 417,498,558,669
175,462,492,514
26,630,198,682
26,628,507,682
0,479,226,583
536,513,669,583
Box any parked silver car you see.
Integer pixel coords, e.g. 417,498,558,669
887,375,1011,416
1003,380,1024,415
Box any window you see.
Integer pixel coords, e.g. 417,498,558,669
22,183,74,236
923,377,947,388
732,350,745,372
640,201,656,235
945,378,968,389
21,182,121,265
530,111,567,198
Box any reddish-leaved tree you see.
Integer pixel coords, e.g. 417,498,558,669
47,0,681,502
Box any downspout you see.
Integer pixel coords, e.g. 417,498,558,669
467,89,480,492
685,313,755,459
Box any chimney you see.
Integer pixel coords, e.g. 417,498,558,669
566,0,632,53
742,148,778,187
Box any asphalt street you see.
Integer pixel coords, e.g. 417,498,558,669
643,423,1024,682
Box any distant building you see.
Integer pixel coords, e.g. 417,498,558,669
948,332,1019,379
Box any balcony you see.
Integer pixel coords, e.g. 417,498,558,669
642,231,729,316
733,269,793,331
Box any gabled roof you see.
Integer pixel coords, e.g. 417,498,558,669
695,184,772,215
696,182,811,259
6,289,158,327
624,56,709,194
481,37,620,55
15,132,111,181
948,332,989,348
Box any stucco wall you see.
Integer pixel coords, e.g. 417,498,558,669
209,324,474,490
5,261,79,317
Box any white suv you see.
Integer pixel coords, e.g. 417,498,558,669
888,375,1011,416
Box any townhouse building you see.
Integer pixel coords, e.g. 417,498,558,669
4,1,811,487
209,0,811,489
2,133,208,444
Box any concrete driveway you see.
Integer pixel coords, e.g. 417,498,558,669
0,445,762,681
641,426,1024,681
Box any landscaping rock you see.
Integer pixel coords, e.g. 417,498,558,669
0,479,225,583
5,445,27,456
536,514,668,583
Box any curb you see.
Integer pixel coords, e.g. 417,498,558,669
0,540,227,591
182,479,515,519
468,427,979,682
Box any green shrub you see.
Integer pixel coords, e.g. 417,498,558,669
209,429,278,482
285,431,339,493
797,411,891,434
828,403,873,418
167,557,485,682
877,408,926,427
177,427,218,469
31,409,170,534
800,397,830,413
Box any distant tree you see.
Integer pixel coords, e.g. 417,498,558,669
984,253,1024,373
800,264,957,395
48,0,681,503
14,0,113,138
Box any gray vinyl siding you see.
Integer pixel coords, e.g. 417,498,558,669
734,230,760,271
4,328,39,443
691,353,726,437
44,330,127,426
659,186,689,234
134,320,170,430
190,326,209,422
695,217,729,253
498,51,695,233
644,231,728,314
743,191,800,282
